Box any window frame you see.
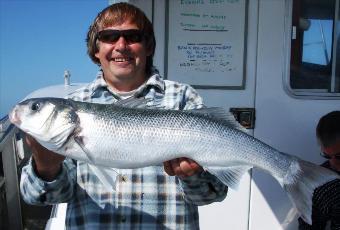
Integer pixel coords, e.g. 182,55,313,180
283,0,340,99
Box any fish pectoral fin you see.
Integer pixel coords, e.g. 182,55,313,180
88,164,120,191
205,165,252,189
74,136,94,163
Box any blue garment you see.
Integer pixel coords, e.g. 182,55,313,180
20,71,228,229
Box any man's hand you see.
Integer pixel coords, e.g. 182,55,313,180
163,157,203,179
26,135,65,181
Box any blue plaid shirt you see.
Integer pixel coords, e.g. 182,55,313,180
20,71,228,229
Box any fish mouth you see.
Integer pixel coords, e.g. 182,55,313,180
9,106,22,125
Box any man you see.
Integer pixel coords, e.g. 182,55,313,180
20,3,228,229
298,111,340,229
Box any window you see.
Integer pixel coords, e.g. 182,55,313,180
288,0,340,97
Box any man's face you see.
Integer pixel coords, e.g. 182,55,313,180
95,21,152,91
322,140,340,171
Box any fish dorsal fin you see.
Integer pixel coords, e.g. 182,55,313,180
115,97,163,109
187,107,247,132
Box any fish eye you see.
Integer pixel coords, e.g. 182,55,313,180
30,102,41,112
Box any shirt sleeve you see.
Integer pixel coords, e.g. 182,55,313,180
20,157,76,205
178,85,229,205
179,171,228,205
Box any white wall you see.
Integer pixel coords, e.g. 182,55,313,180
250,0,339,229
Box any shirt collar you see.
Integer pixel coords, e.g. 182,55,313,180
140,72,165,93
88,71,110,94
89,70,165,98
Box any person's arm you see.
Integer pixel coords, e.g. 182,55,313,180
20,135,76,205
26,136,65,181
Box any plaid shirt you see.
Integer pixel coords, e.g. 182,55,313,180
20,71,228,230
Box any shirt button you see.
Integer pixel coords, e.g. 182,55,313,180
120,175,128,182
119,175,128,182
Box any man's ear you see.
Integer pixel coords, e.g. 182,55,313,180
146,46,153,57
145,39,154,57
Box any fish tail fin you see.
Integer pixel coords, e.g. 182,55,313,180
281,159,339,225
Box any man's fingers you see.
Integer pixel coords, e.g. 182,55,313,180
178,158,196,176
180,158,203,176
163,161,176,176
164,158,203,178
172,158,186,178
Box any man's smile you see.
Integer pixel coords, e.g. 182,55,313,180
111,57,134,62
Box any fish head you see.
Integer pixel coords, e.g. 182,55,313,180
9,98,79,151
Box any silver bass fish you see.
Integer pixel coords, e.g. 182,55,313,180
9,97,339,224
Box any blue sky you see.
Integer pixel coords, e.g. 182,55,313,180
0,0,109,117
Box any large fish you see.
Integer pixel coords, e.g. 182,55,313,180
9,97,339,224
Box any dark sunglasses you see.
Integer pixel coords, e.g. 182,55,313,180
320,151,340,160
96,29,144,44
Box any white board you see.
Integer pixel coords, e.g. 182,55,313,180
167,0,248,89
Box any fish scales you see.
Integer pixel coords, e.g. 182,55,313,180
75,100,296,179
77,104,224,166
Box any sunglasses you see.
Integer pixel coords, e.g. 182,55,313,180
96,29,144,44
320,151,340,160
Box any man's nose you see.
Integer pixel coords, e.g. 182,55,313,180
115,36,128,50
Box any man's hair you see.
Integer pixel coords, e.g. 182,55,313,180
316,111,340,147
86,3,156,76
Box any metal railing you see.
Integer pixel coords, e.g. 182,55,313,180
0,115,23,230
